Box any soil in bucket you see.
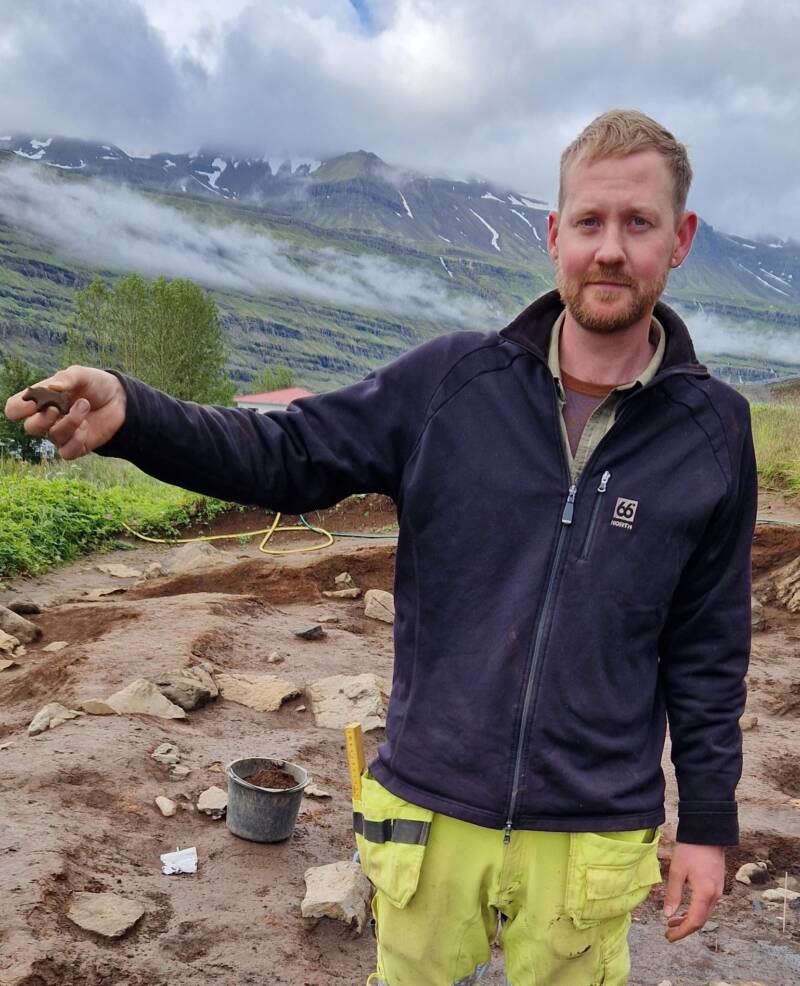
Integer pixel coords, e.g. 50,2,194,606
245,764,297,790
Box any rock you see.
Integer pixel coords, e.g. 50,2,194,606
42,640,69,653
786,874,800,893
301,860,371,933
169,764,192,780
80,699,117,715
305,784,332,799
790,798,800,810
145,561,165,579
150,674,213,711
85,586,127,600
183,664,219,698
740,713,758,731
0,741,13,751
151,743,181,766
699,921,719,933
97,563,143,579
155,796,177,817
28,702,82,736
0,605,41,644
105,679,186,719
267,650,286,665
322,588,362,599
0,658,17,671
216,672,301,712
67,892,144,938
335,572,356,589
751,595,765,630
295,624,325,640
197,785,228,819
773,555,800,612
295,704,306,712
307,673,386,731
364,589,395,624
7,599,41,615
163,541,237,576
735,861,770,885
762,887,800,902
656,981,672,986
0,628,21,657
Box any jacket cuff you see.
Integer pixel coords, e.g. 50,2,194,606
676,800,739,845
94,371,146,460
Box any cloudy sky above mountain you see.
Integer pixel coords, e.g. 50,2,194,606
0,0,797,241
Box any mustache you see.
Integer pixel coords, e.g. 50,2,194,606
582,269,635,287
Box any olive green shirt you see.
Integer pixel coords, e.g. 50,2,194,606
548,311,666,483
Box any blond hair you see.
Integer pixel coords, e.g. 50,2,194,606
558,109,693,218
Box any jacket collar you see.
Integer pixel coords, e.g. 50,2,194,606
498,289,708,379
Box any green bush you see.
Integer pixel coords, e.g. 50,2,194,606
0,456,245,578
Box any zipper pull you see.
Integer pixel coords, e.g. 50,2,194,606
561,484,577,525
598,470,611,493
503,821,512,845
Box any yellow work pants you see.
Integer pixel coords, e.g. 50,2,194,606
355,773,661,986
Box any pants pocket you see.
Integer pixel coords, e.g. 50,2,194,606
564,829,662,930
353,771,434,909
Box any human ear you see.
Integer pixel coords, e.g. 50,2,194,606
671,211,698,268
547,211,560,262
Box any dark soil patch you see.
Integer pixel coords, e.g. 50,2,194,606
245,764,298,789
730,830,800,877
130,544,396,605
159,494,397,542
32,605,140,648
752,523,800,575
770,754,800,801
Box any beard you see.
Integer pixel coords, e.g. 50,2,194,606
556,263,668,334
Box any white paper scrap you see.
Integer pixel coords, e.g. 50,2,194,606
160,846,198,875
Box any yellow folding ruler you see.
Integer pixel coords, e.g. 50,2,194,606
344,721,366,800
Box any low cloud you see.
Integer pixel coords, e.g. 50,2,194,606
0,162,494,326
683,310,800,366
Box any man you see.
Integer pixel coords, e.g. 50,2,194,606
6,110,756,985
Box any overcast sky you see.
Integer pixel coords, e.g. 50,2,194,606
0,0,798,241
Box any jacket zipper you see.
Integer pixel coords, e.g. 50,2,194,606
504,480,576,844
500,361,672,845
578,470,611,561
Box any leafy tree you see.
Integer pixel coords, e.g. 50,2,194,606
66,274,236,405
0,353,47,462
249,364,295,393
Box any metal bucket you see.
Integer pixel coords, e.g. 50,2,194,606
225,757,308,843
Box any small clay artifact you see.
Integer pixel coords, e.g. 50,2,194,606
22,386,73,415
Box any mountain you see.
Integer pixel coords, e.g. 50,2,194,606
0,132,799,389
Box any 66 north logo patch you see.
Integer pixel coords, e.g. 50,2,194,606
611,497,639,531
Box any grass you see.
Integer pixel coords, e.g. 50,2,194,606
0,454,242,579
751,402,800,496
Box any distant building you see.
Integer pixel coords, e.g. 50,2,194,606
233,386,315,413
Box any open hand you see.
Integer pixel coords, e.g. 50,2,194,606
3,365,126,461
663,842,725,942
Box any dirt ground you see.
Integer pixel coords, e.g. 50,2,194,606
1,494,800,986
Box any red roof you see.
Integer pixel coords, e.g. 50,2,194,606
234,387,315,403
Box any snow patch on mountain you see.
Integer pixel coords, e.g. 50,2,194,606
510,208,533,229
30,138,52,150
481,192,503,202
46,160,85,170
13,148,45,160
469,209,501,251
399,191,414,219
736,262,789,296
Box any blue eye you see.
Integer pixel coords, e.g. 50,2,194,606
631,217,649,227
